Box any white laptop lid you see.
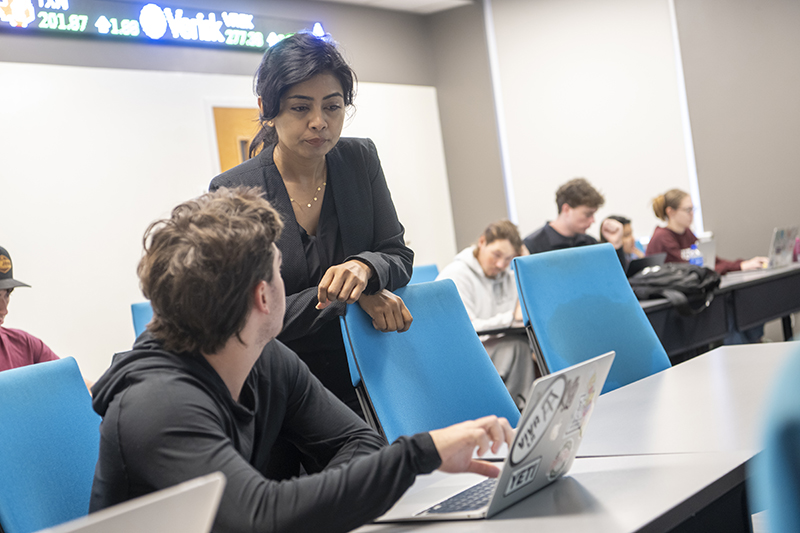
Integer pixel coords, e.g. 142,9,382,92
35,473,226,533
695,239,716,271
376,351,615,522
768,227,798,268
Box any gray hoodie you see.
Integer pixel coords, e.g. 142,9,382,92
436,246,519,333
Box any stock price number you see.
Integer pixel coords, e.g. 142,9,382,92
224,29,264,48
38,12,89,32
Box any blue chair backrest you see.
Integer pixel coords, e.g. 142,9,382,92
131,301,153,338
409,263,439,285
749,343,800,532
513,243,670,394
0,358,101,533
340,279,520,443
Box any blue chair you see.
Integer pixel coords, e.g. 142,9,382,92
340,279,520,443
0,358,101,533
131,301,153,338
513,244,670,394
749,344,800,532
408,263,439,284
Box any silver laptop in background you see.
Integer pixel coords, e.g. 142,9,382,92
695,239,716,271
35,473,225,533
375,351,615,522
768,227,798,268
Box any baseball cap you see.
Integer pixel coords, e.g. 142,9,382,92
0,246,31,290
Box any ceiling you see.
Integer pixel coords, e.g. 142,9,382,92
314,0,473,15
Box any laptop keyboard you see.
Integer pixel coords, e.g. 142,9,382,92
421,478,498,515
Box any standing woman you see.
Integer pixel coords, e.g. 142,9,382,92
647,189,767,274
210,32,413,414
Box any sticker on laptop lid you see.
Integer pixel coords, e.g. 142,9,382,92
504,457,542,496
547,439,574,481
510,375,566,466
565,372,598,437
560,376,580,411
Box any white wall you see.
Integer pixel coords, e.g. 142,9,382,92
489,0,693,244
0,62,455,380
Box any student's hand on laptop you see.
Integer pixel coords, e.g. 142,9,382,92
358,290,413,332
741,256,769,271
601,218,624,249
430,416,515,478
316,260,372,309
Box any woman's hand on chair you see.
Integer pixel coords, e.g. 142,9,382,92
316,260,372,309
358,289,413,332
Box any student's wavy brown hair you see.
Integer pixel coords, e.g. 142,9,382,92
476,220,524,256
138,187,283,355
652,189,689,221
555,178,605,213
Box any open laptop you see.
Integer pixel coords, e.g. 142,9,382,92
375,351,615,522
768,226,798,268
695,240,716,271
627,253,666,277
35,473,225,533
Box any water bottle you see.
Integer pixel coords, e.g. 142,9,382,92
687,244,704,267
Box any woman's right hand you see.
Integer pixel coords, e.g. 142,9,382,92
358,289,413,332
316,260,372,309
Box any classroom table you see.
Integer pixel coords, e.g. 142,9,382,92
355,452,752,533
579,341,799,457
722,263,800,340
642,263,800,356
357,342,799,533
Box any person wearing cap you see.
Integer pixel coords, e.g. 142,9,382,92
0,245,60,372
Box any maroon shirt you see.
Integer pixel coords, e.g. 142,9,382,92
646,226,742,275
0,327,59,372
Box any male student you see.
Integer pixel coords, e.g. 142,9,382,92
523,178,625,264
89,187,513,533
0,245,59,372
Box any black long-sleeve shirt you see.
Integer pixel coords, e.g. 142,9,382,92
523,222,627,267
89,334,440,533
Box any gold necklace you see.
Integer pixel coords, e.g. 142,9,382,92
289,180,326,209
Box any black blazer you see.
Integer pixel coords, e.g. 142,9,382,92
210,137,413,342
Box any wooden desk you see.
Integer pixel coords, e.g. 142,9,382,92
579,341,799,457
356,452,752,533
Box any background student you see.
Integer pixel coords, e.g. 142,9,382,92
210,32,413,415
437,220,535,409
600,215,645,267
0,245,59,372
89,187,514,533
523,178,625,264
647,189,767,274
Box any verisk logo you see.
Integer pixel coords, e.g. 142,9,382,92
510,376,566,466
139,4,223,42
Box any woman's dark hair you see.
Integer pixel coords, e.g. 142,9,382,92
249,32,356,157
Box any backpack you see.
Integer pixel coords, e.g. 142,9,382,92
628,263,721,316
